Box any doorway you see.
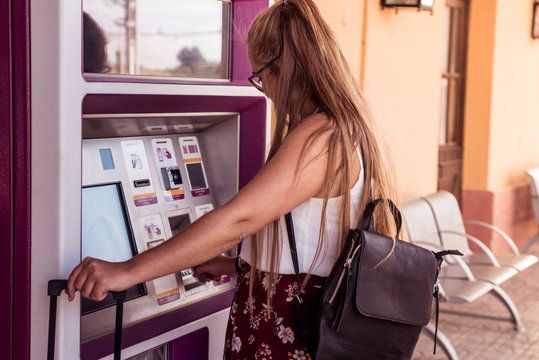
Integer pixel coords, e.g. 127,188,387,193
438,0,469,203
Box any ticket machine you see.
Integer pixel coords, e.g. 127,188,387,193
29,0,271,359
79,111,251,359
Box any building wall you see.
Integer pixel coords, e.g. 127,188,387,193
488,0,539,190
465,0,539,192
361,2,444,203
314,0,539,249
315,1,444,203
314,0,364,83
462,0,539,250
462,0,496,191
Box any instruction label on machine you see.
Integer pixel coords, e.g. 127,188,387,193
151,138,184,201
195,203,214,219
121,140,158,207
179,137,210,197
139,214,181,305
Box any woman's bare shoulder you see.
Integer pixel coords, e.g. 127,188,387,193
285,112,334,150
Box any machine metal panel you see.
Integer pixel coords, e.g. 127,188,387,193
80,113,240,343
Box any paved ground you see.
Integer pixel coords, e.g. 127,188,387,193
412,247,539,360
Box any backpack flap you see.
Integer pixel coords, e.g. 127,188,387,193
355,230,438,326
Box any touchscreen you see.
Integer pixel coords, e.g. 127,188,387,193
81,183,146,314
82,183,135,262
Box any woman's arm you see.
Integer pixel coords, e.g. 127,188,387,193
67,114,338,301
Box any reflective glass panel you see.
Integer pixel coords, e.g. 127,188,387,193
82,183,135,262
83,0,231,80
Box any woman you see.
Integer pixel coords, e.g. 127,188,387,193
67,0,397,358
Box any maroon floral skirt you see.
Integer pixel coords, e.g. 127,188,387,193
223,268,326,360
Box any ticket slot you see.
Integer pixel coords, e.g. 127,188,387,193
134,179,151,188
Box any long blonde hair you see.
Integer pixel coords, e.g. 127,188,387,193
247,0,398,305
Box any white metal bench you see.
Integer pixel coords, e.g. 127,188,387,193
402,197,525,332
524,168,539,253
422,191,537,273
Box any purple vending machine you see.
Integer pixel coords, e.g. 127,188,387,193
30,0,271,359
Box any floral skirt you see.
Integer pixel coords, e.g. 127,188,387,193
223,268,326,360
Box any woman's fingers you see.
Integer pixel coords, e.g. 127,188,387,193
66,257,125,302
88,277,109,302
66,257,92,301
196,272,222,282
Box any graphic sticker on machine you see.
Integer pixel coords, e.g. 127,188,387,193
121,139,158,206
179,136,210,197
140,214,181,305
151,138,184,201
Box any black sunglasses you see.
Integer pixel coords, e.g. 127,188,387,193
248,55,281,92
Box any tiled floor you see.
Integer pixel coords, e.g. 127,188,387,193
412,247,539,360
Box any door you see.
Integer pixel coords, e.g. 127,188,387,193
438,0,469,203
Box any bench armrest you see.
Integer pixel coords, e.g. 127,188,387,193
440,230,501,267
463,220,520,254
412,241,476,281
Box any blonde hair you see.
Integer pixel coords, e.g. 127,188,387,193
247,0,398,306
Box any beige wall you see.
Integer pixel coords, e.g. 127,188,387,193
465,0,539,192
360,2,445,202
314,0,364,82
315,1,445,202
488,0,539,190
313,0,539,246
462,0,497,191
317,0,539,200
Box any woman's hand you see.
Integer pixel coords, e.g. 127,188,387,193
66,256,134,302
193,255,237,282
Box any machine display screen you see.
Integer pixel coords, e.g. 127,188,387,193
81,183,146,315
185,163,207,190
168,213,191,236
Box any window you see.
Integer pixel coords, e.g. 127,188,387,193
83,0,231,80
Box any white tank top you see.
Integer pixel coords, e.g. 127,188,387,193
240,149,364,277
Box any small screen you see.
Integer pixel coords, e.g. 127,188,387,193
186,163,207,190
168,214,191,236
81,183,146,315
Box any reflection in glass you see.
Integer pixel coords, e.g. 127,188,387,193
83,0,231,80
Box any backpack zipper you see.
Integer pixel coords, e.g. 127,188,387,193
328,244,361,304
